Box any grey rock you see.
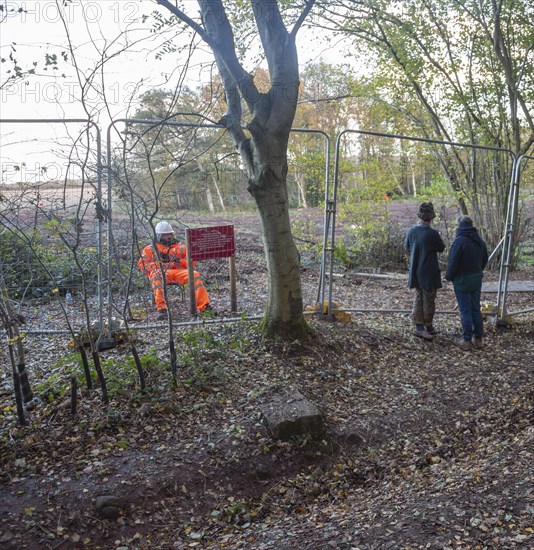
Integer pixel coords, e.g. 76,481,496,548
259,388,324,440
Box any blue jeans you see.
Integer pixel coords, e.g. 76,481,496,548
454,288,483,341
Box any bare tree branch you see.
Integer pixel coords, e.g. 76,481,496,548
290,0,316,38
156,0,214,47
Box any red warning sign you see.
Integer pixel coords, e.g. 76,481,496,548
186,225,235,261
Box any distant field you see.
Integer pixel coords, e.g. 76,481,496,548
0,182,100,210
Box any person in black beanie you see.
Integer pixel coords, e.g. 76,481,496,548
404,202,445,340
446,215,489,351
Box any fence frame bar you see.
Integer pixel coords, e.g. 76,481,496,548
324,128,520,321
0,118,104,327
106,116,330,326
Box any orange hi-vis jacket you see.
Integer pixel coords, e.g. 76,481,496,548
138,241,210,312
138,241,188,275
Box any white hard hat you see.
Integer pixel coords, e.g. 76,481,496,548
155,221,174,234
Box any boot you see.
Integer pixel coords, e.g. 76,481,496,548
157,309,168,321
472,337,483,350
414,329,433,341
457,338,473,351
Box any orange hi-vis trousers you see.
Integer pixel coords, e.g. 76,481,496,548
149,267,209,312
138,242,210,312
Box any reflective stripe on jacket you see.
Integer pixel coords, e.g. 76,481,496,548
137,242,189,274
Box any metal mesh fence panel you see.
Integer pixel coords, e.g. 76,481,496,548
0,120,105,335
1,119,532,336
333,131,518,266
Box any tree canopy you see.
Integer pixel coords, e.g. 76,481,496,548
316,0,534,240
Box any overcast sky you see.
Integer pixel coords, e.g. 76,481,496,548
0,1,346,183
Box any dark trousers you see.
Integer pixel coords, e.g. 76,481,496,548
412,288,437,326
454,288,483,341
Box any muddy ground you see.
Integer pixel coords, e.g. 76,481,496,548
1,203,533,549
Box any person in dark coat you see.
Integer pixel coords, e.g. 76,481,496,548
404,202,445,340
446,215,489,351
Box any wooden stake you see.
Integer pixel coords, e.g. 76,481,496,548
229,256,237,312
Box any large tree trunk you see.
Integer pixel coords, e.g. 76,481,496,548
251,156,310,339
157,0,315,339
244,82,311,338
244,131,311,338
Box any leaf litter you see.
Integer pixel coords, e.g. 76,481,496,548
0,209,533,549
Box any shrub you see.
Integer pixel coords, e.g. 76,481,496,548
0,230,99,299
338,199,407,271
343,220,407,271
